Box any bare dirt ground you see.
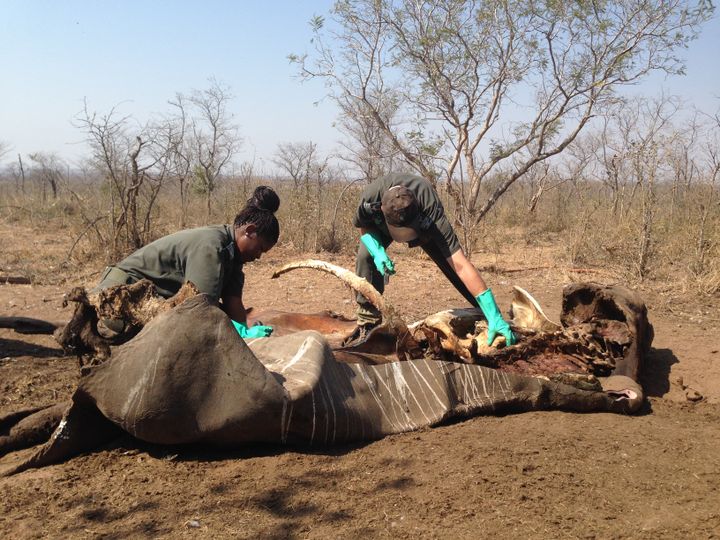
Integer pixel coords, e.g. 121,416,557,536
1,222,719,539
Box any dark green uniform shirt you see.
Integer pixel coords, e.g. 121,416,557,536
353,173,461,258
115,225,244,299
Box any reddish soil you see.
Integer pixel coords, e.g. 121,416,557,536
1,223,719,538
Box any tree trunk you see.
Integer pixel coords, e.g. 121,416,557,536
17,154,25,194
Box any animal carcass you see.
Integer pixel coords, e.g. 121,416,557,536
0,262,651,476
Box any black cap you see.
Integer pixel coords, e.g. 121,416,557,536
380,186,419,227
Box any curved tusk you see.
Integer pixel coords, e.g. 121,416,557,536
271,259,423,360
272,259,387,315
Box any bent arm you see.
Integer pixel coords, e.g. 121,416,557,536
447,249,516,346
360,227,395,275
223,294,247,323
359,226,381,237
446,249,488,296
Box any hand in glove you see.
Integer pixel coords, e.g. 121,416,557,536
361,232,395,276
476,289,516,346
232,320,273,338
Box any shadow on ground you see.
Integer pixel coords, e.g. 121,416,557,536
641,347,678,398
141,437,373,465
0,337,64,359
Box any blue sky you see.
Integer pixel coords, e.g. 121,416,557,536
1,1,718,170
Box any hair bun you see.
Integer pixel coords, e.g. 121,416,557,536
249,186,280,213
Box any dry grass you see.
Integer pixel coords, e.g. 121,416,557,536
1,174,718,298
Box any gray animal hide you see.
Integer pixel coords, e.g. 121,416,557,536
2,295,642,475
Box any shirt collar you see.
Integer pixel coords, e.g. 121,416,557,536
224,224,239,262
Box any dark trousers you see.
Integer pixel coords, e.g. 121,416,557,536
354,238,477,326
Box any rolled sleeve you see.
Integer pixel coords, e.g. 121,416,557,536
429,212,461,258
352,204,374,228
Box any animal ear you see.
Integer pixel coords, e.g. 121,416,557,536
510,286,561,332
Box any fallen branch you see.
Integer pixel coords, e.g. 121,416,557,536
0,276,31,285
0,205,31,213
478,265,615,276
477,264,550,273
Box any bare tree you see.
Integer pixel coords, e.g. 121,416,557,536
326,174,363,252
525,163,551,214
273,141,317,189
273,141,331,250
28,151,64,200
596,117,625,217
294,0,714,249
612,96,681,279
167,93,194,228
76,101,176,257
0,141,10,162
692,103,720,280
334,84,404,181
16,153,26,194
236,158,256,203
187,79,240,221
666,111,701,220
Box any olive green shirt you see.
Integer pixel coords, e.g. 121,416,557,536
115,225,244,299
353,173,461,258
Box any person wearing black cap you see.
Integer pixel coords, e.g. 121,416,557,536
345,172,516,347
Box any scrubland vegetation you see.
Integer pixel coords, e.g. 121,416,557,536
1,95,717,297
1,0,717,297
1,4,719,534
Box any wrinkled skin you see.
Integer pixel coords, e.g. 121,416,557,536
1,267,652,476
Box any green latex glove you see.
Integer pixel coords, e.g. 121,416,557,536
476,289,516,346
361,232,395,276
232,320,273,338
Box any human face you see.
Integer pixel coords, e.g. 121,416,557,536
236,225,274,263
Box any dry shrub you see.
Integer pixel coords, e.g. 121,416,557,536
2,168,718,299
479,176,719,297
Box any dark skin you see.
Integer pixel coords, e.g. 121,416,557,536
222,223,275,324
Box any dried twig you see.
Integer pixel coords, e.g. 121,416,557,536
478,264,616,277
65,216,107,264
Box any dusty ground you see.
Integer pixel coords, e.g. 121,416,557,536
1,222,719,539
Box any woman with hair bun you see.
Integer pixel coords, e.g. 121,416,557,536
94,186,281,338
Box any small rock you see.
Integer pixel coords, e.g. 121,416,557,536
686,389,703,402
519,464,536,474
186,519,201,529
